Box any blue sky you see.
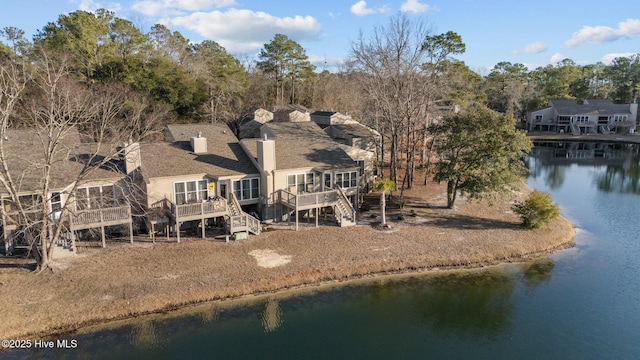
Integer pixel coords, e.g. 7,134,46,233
1,0,639,73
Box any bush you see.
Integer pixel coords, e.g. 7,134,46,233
512,190,560,229
360,202,371,211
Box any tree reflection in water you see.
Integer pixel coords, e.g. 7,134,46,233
520,258,555,291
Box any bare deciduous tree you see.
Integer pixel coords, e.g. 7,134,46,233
0,50,162,270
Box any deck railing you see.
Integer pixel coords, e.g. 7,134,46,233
174,198,227,219
71,205,131,228
278,189,339,208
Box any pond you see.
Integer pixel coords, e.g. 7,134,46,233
3,141,639,359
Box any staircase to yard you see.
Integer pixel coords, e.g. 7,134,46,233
228,193,261,235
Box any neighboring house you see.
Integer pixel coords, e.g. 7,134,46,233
240,121,358,229
0,129,134,256
272,105,311,123
134,123,262,241
310,111,353,127
527,99,639,135
238,108,274,139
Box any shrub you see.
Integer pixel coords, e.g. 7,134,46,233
410,209,417,217
360,202,371,211
512,190,560,229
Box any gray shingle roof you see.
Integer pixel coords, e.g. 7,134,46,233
550,99,632,116
1,129,125,194
241,122,356,170
329,123,378,138
139,123,258,179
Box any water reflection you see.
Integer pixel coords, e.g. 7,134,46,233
529,141,640,193
593,159,640,194
520,258,554,291
260,299,283,333
417,270,516,338
128,321,166,350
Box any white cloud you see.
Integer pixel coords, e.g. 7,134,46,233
169,9,321,54
72,0,122,12
549,53,566,64
350,1,387,16
400,0,430,14
564,18,640,47
514,41,547,54
601,52,636,64
132,0,235,16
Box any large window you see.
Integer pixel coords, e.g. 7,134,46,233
233,178,260,201
287,173,315,193
335,171,358,188
76,185,116,210
174,180,208,205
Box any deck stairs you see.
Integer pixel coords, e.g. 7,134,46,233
571,123,581,135
599,125,612,134
334,187,356,227
227,193,261,235
52,231,75,258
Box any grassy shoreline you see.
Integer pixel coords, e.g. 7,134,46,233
0,182,575,340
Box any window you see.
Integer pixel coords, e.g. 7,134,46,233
335,171,358,188
535,115,543,121
232,178,260,201
76,185,116,210
324,173,333,190
174,180,208,205
287,172,315,193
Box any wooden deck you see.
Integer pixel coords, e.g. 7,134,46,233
70,205,132,230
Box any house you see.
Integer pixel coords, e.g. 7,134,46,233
310,111,353,127
240,121,359,229
133,123,262,241
2,112,376,256
272,105,311,123
238,108,274,139
0,129,134,256
527,99,639,135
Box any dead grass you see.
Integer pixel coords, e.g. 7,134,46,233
0,180,574,340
